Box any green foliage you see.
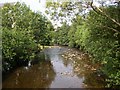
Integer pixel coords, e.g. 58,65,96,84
46,1,82,26
54,23,70,45
53,5,120,88
2,2,54,72
2,27,37,71
76,6,120,87
2,1,120,88
31,12,54,45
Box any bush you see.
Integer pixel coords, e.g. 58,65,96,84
75,6,120,87
2,27,37,72
54,5,120,87
2,2,54,72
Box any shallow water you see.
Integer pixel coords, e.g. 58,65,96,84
3,46,106,88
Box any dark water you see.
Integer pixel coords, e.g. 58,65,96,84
3,46,106,88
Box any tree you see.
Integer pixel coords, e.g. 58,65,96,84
54,22,70,45
45,0,120,88
2,2,54,72
45,1,83,28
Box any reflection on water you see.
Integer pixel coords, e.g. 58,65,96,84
3,46,106,88
3,61,56,88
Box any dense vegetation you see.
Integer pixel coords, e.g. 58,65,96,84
2,1,120,88
46,2,120,88
2,2,54,72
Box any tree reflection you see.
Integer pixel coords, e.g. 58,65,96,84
3,61,56,88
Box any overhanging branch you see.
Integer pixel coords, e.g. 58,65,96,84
89,1,120,28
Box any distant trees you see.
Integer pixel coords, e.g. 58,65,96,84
2,2,54,72
54,22,70,45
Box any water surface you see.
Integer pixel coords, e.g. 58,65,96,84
3,46,106,88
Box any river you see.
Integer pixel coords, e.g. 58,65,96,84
2,46,106,88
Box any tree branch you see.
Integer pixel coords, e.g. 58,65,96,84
95,25,120,34
89,1,120,28
102,26,120,34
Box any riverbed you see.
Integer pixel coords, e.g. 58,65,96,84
2,46,106,88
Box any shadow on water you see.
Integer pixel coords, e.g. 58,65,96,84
3,61,56,88
3,46,106,88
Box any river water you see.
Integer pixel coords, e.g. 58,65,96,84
2,46,106,88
